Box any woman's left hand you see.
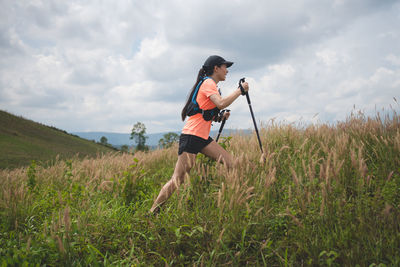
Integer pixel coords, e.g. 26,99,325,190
223,111,230,120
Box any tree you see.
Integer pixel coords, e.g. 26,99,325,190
100,136,108,145
158,132,179,149
120,145,129,153
130,122,148,151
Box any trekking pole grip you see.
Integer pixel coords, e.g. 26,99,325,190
239,78,247,96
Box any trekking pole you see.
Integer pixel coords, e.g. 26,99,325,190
216,109,229,142
240,78,265,158
215,119,226,142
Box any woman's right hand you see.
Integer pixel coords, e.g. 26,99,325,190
239,81,249,95
241,81,249,93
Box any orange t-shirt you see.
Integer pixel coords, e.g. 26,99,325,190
182,78,219,139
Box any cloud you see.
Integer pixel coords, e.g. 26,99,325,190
244,5,400,125
0,0,399,134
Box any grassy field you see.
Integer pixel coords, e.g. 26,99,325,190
0,110,399,266
0,110,117,169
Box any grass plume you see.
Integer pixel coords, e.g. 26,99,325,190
0,109,399,266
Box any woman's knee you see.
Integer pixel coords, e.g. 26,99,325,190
225,155,235,169
217,154,234,169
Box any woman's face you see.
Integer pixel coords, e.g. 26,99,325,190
214,64,228,81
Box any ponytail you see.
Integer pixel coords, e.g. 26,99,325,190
181,66,214,121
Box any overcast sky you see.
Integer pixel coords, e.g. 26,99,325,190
1,0,399,134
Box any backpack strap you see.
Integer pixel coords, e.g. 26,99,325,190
191,76,210,106
186,76,220,121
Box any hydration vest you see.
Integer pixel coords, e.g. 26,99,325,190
186,76,220,121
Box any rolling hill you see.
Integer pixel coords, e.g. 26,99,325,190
0,110,118,169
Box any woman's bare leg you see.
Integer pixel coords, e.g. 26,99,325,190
150,152,196,213
200,140,234,169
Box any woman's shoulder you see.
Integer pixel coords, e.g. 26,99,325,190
202,78,217,88
200,78,219,97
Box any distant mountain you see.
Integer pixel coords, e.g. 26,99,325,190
0,110,117,169
72,131,179,147
73,129,251,147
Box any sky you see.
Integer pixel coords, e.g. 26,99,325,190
1,0,400,134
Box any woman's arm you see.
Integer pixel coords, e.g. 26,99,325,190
210,82,249,110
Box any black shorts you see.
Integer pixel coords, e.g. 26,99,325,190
178,134,213,155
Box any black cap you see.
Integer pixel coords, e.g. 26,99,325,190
203,55,234,69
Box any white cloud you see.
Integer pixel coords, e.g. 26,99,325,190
0,0,399,134
386,54,400,67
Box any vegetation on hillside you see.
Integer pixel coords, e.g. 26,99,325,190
131,122,149,152
159,132,179,149
0,110,399,266
0,110,118,169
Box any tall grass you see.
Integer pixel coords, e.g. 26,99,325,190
1,110,399,266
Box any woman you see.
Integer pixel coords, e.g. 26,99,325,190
150,55,249,213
